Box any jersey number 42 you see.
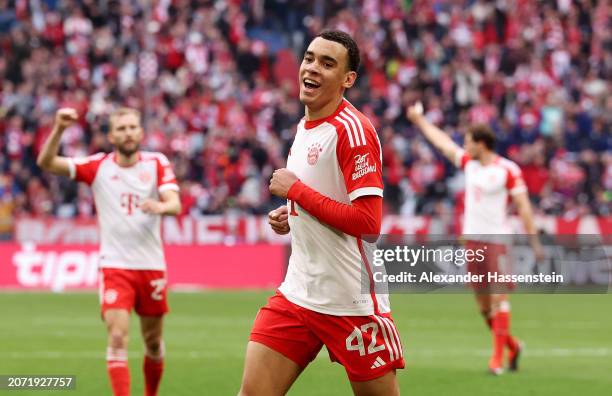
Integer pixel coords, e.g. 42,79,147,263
345,322,385,356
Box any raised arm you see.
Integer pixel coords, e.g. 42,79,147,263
36,108,78,177
406,102,463,165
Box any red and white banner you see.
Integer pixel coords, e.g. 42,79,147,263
13,215,611,245
3,215,610,291
12,216,432,245
0,243,286,291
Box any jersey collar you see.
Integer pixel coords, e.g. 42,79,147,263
303,98,348,130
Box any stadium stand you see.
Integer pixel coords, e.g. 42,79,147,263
0,0,609,240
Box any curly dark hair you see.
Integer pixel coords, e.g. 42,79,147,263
316,30,360,72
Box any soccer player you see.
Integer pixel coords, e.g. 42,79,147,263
37,107,181,396
406,102,544,374
238,30,404,396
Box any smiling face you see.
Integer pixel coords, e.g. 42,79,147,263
108,111,143,157
299,37,356,118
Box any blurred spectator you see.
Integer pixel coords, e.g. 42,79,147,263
0,0,609,224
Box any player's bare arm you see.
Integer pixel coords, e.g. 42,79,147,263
406,102,462,164
36,108,78,177
512,190,545,262
141,190,181,216
269,168,299,199
268,205,290,235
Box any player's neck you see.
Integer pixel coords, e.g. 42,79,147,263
478,150,497,166
305,96,344,121
115,151,139,167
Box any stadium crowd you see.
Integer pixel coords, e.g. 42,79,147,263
0,0,610,237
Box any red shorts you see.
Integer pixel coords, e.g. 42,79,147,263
99,268,169,317
465,241,514,292
250,291,405,382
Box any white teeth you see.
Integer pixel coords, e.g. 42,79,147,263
304,78,320,87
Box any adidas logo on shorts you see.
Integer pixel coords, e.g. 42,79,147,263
370,356,386,369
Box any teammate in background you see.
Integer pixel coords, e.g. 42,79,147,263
37,107,181,396
406,102,544,375
238,30,404,396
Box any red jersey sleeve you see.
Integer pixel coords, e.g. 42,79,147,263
455,149,471,169
504,161,527,195
155,153,179,193
287,182,382,238
334,109,383,201
69,152,107,185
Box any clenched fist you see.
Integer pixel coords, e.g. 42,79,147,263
54,108,79,130
269,168,298,199
406,101,424,123
268,205,290,235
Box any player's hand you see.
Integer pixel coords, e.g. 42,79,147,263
140,198,164,215
269,168,298,199
269,205,290,235
532,239,545,263
406,101,424,123
54,108,79,130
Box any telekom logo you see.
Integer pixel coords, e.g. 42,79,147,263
121,193,140,215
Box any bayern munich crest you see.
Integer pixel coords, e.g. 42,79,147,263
139,171,152,183
104,289,118,304
307,142,323,165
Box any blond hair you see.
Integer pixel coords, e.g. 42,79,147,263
109,107,141,131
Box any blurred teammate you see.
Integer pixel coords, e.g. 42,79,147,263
406,102,544,374
37,107,181,395
238,30,404,396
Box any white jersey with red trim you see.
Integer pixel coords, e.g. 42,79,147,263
456,150,526,235
279,99,389,316
67,151,179,270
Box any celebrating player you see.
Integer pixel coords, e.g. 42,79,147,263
37,107,181,395
238,30,404,396
406,102,544,374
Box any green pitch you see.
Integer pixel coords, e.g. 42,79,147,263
0,292,610,395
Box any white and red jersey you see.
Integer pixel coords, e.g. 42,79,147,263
279,99,388,316
456,150,526,235
68,151,179,270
